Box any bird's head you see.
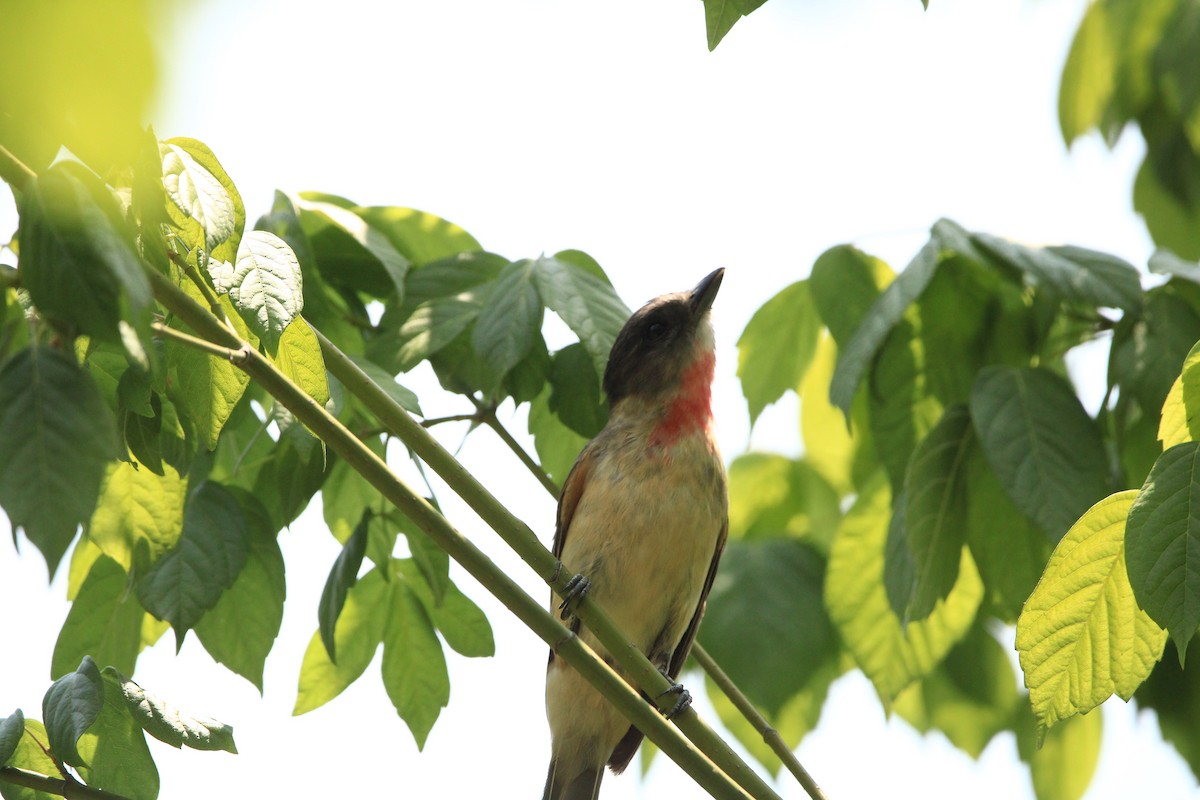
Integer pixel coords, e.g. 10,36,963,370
602,268,723,415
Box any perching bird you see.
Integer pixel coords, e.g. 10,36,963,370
542,269,729,800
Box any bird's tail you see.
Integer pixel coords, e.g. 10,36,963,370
542,758,603,800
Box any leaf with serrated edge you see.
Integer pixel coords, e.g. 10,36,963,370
1126,442,1200,661
275,318,328,406
0,345,118,575
825,474,982,705
160,140,237,253
292,196,409,297
76,672,159,800
294,569,391,715
737,280,821,426
108,667,236,753
227,231,303,351
471,260,539,387
348,355,422,415
1016,491,1166,739
396,560,494,658
382,580,449,749
42,656,103,768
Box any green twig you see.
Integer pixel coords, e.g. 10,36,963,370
315,329,782,800
152,320,249,362
0,142,35,192
480,409,560,496
0,767,130,800
144,269,758,800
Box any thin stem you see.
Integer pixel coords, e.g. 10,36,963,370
315,329,782,800
421,413,481,428
692,647,828,800
0,767,130,800
152,321,248,362
146,267,758,800
481,410,560,496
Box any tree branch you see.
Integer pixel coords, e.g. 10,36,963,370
144,267,763,800
0,142,35,192
0,767,130,800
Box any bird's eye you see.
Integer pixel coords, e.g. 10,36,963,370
646,321,668,341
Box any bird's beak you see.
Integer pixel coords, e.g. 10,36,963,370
688,268,724,320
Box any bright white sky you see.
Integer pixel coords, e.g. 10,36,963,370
4,0,1199,798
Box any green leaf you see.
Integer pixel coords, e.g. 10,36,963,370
391,512,450,605
0,710,25,768
111,667,236,753
548,342,607,439
396,560,494,658
737,280,821,426
531,255,631,380
1019,707,1102,800
294,195,409,299
400,251,507,308
726,453,841,548
347,355,422,415
971,234,1142,313
42,656,103,768
88,460,186,574
1135,157,1200,262
1109,287,1200,414
76,672,158,800
825,474,982,705
294,569,390,715
322,445,384,545
699,539,837,714
274,318,329,408
214,230,303,352
808,244,894,348
160,138,245,263
1,719,57,800
18,165,153,351
964,447,1052,623
353,206,481,267
970,366,1109,541
51,556,144,680
1058,0,1115,144
136,481,251,642
0,345,118,574
319,513,369,662
702,0,765,50
193,490,284,691
1016,491,1166,738
830,237,941,414
1126,442,1200,660
471,260,540,389
800,335,877,493
1158,341,1200,450
528,385,588,488
393,296,481,372
382,580,449,749
903,405,973,620
166,282,252,450
1135,640,1200,781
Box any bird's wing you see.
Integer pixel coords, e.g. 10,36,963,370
552,442,594,560
667,517,728,679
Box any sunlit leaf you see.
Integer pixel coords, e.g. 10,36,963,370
51,555,145,680
382,580,449,749
111,667,236,753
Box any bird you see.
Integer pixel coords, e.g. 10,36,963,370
542,268,729,800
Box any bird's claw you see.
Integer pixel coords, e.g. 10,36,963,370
558,573,591,620
656,675,692,720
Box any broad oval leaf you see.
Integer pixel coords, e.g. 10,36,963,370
548,342,607,439
293,195,409,299
275,318,329,407
970,365,1109,541
51,555,145,680
88,460,187,573
1126,442,1200,661
1016,491,1166,738
737,279,821,426
1159,340,1200,449
354,206,481,267
0,709,23,768
111,667,236,753
382,580,450,749
225,230,304,352
0,345,118,574
42,656,104,768
808,244,893,348
903,404,974,620
76,671,159,800
135,481,251,641
825,474,983,705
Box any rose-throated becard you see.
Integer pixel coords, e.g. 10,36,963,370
542,269,729,800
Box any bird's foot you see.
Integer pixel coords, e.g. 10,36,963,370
656,672,692,720
557,573,591,620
